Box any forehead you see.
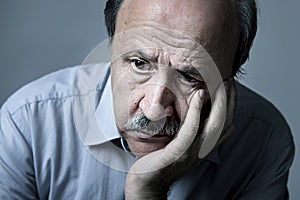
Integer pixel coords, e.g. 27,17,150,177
117,0,231,39
112,27,207,63
113,0,237,78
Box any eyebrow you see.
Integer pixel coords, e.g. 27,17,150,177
175,66,204,79
121,49,224,81
121,50,158,62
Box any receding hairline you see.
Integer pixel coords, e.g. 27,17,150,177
105,0,257,75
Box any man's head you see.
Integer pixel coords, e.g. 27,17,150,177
105,0,257,156
105,0,257,76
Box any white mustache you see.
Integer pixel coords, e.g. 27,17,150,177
124,113,179,136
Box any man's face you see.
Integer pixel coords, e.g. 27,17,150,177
110,0,239,156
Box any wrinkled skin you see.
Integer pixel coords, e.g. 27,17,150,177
125,80,236,199
110,0,239,198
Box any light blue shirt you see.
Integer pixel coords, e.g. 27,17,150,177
0,63,295,199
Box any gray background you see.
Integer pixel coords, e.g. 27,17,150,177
0,0,299,199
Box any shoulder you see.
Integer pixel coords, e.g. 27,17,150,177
236,82,289,128
231,83,295,196
234,82,294,155
2,63,110,114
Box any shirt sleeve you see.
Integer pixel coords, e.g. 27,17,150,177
0,104,38,199
238,121,295,200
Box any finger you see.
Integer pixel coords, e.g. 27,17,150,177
165,89,205,159
198,82,226,158
129,89,205,173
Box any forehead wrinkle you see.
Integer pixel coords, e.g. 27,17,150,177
116,0,238,78
121,0,233,30
120,40,210,72
117,0,235,57
114,28,213,73
120,28,206,58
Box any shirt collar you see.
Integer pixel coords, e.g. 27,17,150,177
75,64,127,147
94,75,122,144
72,63,119,146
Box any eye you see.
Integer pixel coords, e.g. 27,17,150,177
181,73,199,83
177,70,203,87
130,58,153,74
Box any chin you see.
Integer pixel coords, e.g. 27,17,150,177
130,146,164,157
125,135,173,157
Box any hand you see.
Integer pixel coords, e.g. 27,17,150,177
125,79,236,200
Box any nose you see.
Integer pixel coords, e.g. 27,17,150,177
139,85,175,121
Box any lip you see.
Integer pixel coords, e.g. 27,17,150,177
126,130,174,142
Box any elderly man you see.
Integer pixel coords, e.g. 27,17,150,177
0,0,295,199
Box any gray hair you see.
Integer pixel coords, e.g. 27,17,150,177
104,0,257,76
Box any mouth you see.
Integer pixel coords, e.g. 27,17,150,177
122,130,175,156
126,130,175,142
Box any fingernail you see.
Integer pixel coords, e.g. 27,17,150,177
199,89,205,99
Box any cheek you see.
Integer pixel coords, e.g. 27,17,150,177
112,86,130,126
175,90,208,125
127,88,145,115
174,96,189,123
112,75,145,125
111,69,134,124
